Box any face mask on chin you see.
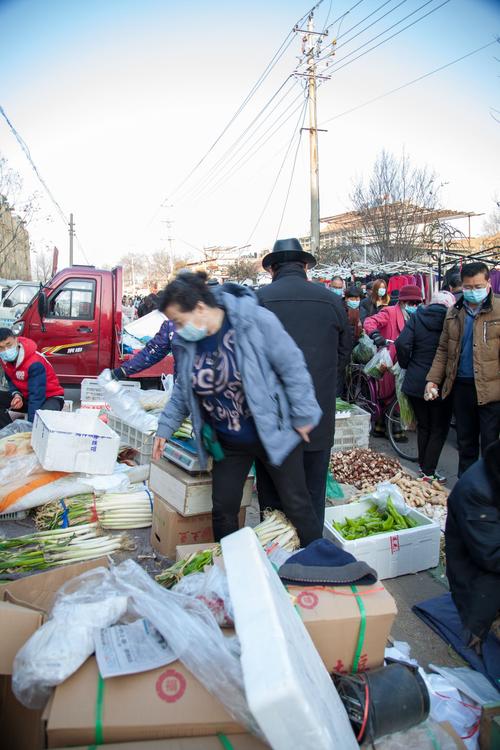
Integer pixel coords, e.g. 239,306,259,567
177,321,208,342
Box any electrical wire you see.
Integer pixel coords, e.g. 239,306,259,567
0,104,90,264
275,105,308,239
324,0,368,34
319,37,500,125
325,0,410,59
246,95,308,245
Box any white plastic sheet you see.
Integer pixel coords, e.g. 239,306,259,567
98,369,158,433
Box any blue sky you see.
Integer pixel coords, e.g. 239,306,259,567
1,0,499,267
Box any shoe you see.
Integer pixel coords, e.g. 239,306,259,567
392,433,408,443
433,471,447,484
421,473,447,485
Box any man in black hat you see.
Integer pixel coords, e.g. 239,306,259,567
256,238,351,526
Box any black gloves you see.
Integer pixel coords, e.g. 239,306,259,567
371,331,387,348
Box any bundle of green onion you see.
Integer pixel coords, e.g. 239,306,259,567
332,499,417,540
156,546,221,588
252,510,300,552
34,485,153,531
0,523,134,574
172,418,194,440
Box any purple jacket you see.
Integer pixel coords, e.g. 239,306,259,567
119,320,175,376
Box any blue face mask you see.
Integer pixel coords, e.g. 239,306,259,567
377,288,387,297
0,345,18,362
332,287,344,296
347,299,360,309
405,305,419,315
177,321,208,342
463,287,489,305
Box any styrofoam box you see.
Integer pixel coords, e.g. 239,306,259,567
31,410,120,475
323,500,441,580
222,528,358,750
149,458,252,516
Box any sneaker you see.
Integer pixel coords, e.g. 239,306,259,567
421,473,447,485
433,471,447,484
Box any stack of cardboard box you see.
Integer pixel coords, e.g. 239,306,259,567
149,457,252,559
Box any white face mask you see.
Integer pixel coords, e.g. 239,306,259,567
177,321,208,342
377,288,387,298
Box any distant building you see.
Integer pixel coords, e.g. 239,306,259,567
0,198,31,280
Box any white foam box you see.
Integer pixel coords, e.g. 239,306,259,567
323,500,441,580
31,410,120,475
222,528,358,750
149,458,253,517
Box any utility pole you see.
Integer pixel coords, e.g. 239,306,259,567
69,213,75,266
307,14,320,256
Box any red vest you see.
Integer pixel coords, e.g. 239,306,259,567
2,337,64,399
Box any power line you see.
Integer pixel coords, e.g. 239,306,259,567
319,37,500,126
276,108,308,239
246,96,308,245
324,0,369,34
0,104,90,264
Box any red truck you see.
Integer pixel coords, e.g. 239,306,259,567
11,265,173,386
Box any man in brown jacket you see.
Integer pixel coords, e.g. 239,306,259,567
426,262,500,476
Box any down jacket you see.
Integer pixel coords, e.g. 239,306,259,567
156,284,322,469
445,439,500,640
395,304,447,398
426,292,500,405
119,320,175,377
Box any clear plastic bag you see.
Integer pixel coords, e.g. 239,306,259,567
98,369,158,433
392,362,416,430
0,452,42,489
352,332,377,365
0,420,33,439
12,567,128,709
364,347,393,379
173,565,234,627
374,718,463,749
138,389,169,412
363,481,409,516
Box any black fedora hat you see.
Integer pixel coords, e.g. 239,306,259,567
262,238,317,270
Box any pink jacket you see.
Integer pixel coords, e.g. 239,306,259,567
363,305,406,402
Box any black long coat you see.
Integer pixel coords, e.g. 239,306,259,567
395,304,447,398
445,440,500,640
257,265,351,451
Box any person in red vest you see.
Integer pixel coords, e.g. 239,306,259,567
0,328,64,428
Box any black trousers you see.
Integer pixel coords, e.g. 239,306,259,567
255,447,331,528
0,391,63,429
408,395,452,476
212,438,322,547
453,379,500,477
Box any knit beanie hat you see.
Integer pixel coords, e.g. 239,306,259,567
279,538,378,586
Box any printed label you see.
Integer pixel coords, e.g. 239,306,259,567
156,668,187,703
296,591,319,610
390,535,400,554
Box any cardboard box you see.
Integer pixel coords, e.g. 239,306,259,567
150,458,253,516
175,542,219,562
151,496,245,559
32,410,120,475
0,560,109,750
46,657,246,748
323,501,441,579
288,582,397,674
61,736,269,749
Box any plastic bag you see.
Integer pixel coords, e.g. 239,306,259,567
326,471,344,500
13,567,128,708
352,332,377,365
173,565,234,627
364,347,393,379
0,452,42,491
392,362,416,430
362,481,409,516
0,419,33,439
98,369,158,433
421,672,481,750
138,389,169,412
374,719,463,749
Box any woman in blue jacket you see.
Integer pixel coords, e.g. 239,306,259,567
395,290,455,481
153,272,323,546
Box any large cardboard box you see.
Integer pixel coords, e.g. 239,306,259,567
288,582,397,674
46,657,246,748
151,495,245,559
32,410,120,474
150,458,253,516
62,736,269,749
324,501,441,579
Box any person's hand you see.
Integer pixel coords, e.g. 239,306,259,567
424,382,439,401
152,437,166,461
371,332,387,348
295,424,313,443
10,394,23,411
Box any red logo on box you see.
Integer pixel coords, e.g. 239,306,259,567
156,668,186,703
296,591,319,610
390,535,400,554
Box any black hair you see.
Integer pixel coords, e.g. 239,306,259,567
157,271,217,313
345,286,362,298
461,261,489,281
0,328,14,342
270,261,305,273
449,273,462,289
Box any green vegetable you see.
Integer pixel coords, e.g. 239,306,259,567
332,499,418,540
156,546,221,588
335,399,354,412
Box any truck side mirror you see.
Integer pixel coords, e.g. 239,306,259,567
38,291,47,320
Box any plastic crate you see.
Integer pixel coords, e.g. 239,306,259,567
107,413,154,465
332,404,371,452
0,510,28,521
81,378,140,404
